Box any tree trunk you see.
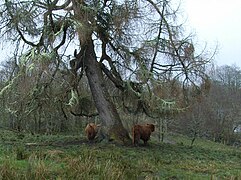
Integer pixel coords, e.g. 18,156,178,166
82,37,131,144
71,1,131,144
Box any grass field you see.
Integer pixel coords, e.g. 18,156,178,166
0,129,241,179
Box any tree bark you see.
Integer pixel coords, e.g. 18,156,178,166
71,1,131,144
83,37,130,144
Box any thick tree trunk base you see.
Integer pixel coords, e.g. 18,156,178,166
109,125,132,145
97,125,132,145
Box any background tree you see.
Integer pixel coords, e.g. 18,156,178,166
0,0,212,143
175,65,241,145
208,65,241,144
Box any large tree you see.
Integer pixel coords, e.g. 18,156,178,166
0,0,212,143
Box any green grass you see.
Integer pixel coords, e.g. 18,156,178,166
0,129,241,179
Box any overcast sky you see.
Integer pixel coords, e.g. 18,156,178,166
183,0,241,68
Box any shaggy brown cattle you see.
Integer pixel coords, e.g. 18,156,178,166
85,123,101,141
132,123,155,146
